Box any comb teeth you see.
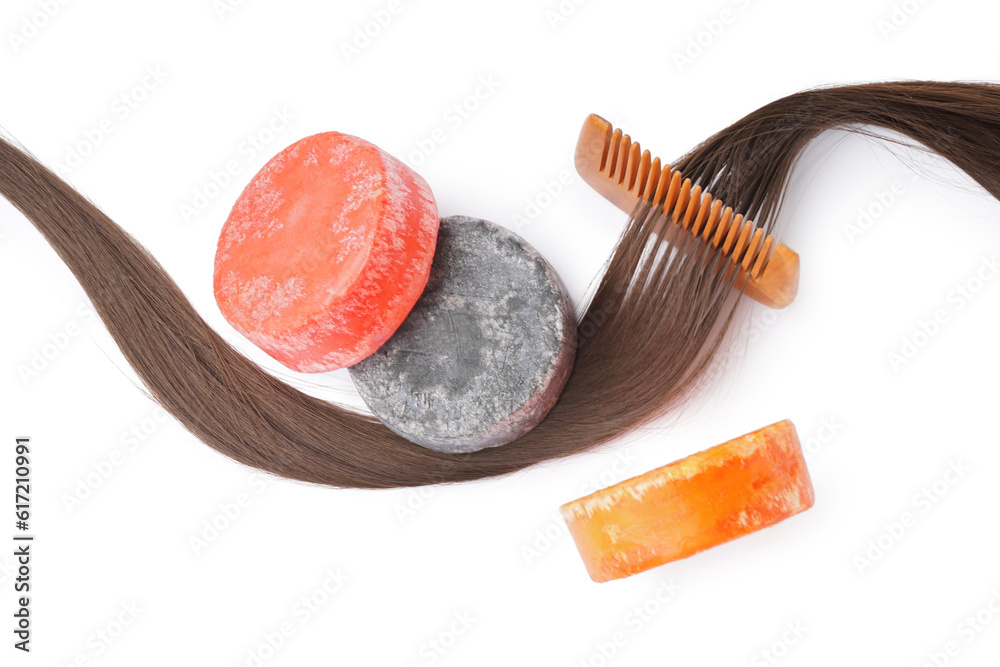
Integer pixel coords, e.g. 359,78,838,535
574,114,799,308
597,126,774,279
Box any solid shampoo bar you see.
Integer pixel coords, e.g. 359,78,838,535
214,132,439,372
561,420,815,582
349,216,575,453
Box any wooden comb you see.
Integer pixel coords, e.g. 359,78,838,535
574,114,799,309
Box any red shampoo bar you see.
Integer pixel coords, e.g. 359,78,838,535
214,132,439,371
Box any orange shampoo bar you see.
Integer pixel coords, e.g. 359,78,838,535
560,420,814,582
214,132,439,372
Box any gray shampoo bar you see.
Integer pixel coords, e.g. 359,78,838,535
349,215,576,453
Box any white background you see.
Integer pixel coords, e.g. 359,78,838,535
2,0,1000,665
